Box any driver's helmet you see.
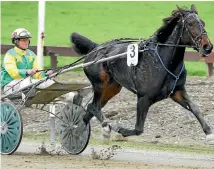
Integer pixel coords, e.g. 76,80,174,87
11,28,32,44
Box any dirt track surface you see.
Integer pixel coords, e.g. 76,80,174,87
2,142,214,169
2,155,201,169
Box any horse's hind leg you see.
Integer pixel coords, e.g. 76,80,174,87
99,82,122,137
112,95,151,137
83,79,122,138
171,87,214,144
83,89,103,124
82,67,107,124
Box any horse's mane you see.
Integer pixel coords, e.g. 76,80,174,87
155,7,193,43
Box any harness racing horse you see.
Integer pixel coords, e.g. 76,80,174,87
71,5,214,143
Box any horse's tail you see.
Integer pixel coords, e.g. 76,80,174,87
70,32,98,55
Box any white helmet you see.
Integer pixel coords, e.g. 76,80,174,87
11,28,32,44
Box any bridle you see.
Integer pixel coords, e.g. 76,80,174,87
179,12,207,50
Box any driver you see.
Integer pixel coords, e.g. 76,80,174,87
1,28,54,94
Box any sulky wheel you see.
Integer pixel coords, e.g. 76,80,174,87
0,102,23,155
59,103,91,155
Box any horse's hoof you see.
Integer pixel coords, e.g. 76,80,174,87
102,124,111,139
205,134,214,145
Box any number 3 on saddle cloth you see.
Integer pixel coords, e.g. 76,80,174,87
127,43,139,67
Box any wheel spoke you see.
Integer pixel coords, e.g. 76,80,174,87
2,105,10,121
5,134,13,148
68,106,73,121
62,130,69,141
73,107,83,124
1,134,5,152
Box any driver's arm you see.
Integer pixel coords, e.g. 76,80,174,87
4,53,27,79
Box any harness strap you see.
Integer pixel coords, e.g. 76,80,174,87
149,44,184,96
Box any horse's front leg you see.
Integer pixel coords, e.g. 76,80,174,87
112,95,151,137
171,87,214,144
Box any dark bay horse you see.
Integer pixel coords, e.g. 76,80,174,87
71,5,214,143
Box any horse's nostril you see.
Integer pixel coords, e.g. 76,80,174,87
203,44,213,52
203,44,208,49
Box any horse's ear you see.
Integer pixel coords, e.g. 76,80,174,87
176,5,185,17
191,4,198,14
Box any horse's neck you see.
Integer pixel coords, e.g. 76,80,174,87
162,25,186,65
166,25,180,44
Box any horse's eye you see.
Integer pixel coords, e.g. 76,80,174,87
189,23,193,27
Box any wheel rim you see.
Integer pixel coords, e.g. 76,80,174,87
0,102,23,154
59,103,90,155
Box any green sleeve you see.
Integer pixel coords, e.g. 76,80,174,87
18,69,28,78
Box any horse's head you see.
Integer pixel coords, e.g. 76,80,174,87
177,5,213,57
